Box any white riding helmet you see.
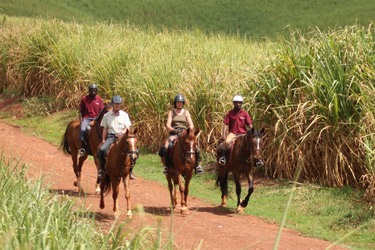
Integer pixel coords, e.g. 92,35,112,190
233,95,244,103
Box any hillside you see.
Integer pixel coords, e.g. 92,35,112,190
1,0,374,39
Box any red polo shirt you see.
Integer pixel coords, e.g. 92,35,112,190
224,109,252,134
79,95,104,119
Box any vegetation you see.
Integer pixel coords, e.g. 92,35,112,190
0,154,140,249
1,0,375,39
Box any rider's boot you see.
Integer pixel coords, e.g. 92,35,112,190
163,150,169,175
129,168,136,180
218,150,228,166
195,150,204,174
79,140,86,157
97,154,106,179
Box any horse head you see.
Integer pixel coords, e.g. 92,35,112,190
246,127,265,167
178,128,199,164
119,128,139,167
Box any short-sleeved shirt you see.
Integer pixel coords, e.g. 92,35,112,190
101,110,132,135
79,95,104,119
224,109,252,135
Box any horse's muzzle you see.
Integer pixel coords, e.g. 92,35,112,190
254,158,264,167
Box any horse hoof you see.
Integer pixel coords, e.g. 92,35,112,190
220,202,227,207
95,187,101,195
127,210,133,219
181,207,189,215
73,181,78,186
236,206,244,214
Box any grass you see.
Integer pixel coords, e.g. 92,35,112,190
0,0,374,39
0,102,374,248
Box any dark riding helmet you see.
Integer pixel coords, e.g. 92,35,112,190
112,95,123,104
89,83,98,90
174,94,185,104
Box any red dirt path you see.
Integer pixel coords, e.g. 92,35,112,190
0,119,348,250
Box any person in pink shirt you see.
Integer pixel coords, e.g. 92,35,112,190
218,95,253,165
79,83,104,156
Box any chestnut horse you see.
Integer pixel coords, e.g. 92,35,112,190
99,129,138,217
216,128,264,213
60,104,112,193
161,128,199,215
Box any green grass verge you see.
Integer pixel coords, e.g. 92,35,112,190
0,105,373,249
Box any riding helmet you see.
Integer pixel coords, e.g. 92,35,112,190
89,83,98,90
233,95,244,103
112,95,123,104
174,94,185,104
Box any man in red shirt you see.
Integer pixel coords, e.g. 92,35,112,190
79,83,104,156
218,95,253,165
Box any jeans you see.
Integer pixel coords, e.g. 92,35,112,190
79,118,95,142
97,135,117,171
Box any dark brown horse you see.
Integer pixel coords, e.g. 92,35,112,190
60,104,112,193
99,129,138,217
216,128,264,213
161,128,199,215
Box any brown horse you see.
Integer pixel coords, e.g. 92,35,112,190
216,128,264,213
60,104,112,193
161,128,199,215
99,129,138,217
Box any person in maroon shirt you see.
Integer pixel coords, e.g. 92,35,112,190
218,95,253,165
79,83,104,156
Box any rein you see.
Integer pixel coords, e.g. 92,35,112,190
118,135,138,181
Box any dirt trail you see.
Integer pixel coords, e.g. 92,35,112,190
0,120,347,250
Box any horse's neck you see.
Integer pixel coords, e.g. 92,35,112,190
234,136,252,160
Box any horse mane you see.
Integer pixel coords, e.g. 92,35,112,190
96,103,112,122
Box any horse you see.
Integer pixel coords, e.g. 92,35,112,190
60,104,112,193
161,128,199,215
99,129,138,217
216,128,264,213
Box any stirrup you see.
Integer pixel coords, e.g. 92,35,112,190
163,166,168,175
78,148,86,157
195,165,204,174
98,169,105,178
218,157,226,166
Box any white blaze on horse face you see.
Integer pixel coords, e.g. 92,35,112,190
256,138,261,151
189,141,195,160
128,137,137,159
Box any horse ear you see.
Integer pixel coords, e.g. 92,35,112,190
194,128,200,136
260,128,265,134
133,128,138,134
186,128,191,135
251,127,255,133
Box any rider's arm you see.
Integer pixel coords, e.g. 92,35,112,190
102,128,108,143
166,110,174,132
222,124,228,140
185,110,194,130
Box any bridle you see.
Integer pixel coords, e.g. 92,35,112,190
178,134,196,163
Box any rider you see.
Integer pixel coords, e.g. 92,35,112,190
161,94,204,175
97,95,135,179
218,95,253,165
79,83,104,156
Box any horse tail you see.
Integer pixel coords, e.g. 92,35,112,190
60,121,73,155
102,174,112,195
216,165,228,197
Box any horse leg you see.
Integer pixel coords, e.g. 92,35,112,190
99,178,105,209
233,173,244,213
240,171,254,208
123,175,132,218
71,151,83,191
76,154,88,191
177,174,186,214
166,175,175,211
220,169,229,207
181,173,193,215
173,178,178,209
93,156,101,194
112,178,120,214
